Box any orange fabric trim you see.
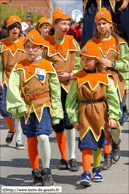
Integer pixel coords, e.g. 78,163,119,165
90,36,127,57
44,35,77,61
0,37,25,57
72,70,110,90
14,58,55,82
7,15,21,27
52,8,71,23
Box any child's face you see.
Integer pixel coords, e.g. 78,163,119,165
53,19,70,35
9,26,20,41
96,19,112,36
39,23,51,38
24,41,43,60
81,55,97,70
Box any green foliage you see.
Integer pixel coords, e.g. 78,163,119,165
32,13,44,24
0,4,43,24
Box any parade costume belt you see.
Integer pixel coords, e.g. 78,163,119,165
22,92,49,102
77,99,105,104
3,67,12,72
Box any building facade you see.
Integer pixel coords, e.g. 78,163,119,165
0,0,51,19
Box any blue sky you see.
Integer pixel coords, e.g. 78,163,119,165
54,0,83,16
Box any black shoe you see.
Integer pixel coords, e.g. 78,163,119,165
58,159,68,170
16,140,25,150
112,139,121,162
6,131,15,144
69,158,79,171
32,169,43,186
41,168,54,186
101,153,112,170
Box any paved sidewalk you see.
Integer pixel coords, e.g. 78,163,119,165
0,101,129,194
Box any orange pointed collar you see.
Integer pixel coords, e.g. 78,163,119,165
44,35,77,61
90,36,126,57
14,58,56,83
0,37,26,57
72,70,110,90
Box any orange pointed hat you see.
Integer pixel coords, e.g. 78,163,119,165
7,15,21,27
23,29,45,46
38,16,51,27
95,8,112,23
80,41,100,60
52,8,71,23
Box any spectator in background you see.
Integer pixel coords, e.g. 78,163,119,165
26,20,32,32
21,22,29,37
67,20,76,37
0,18,9,40
74,19,83,47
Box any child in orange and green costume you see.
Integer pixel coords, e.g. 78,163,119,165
42,8,81,171
0,15,26,149
66,41,122,187
6,29,63,186
90,7,129,169
36,16,51,39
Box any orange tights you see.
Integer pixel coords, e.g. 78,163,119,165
56,131,68,161
103,131,111,154
82,148,92,172
27,136,39,169
4,117,15,132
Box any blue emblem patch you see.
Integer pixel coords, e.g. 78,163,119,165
100,12,106,16
29,35,35,39
62,11,67,15
82,47,88,52
38,75,44,80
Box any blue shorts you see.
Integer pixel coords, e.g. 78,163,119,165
78,129,107,151
52,87,73,133
20,107,52,138
0,84,12,117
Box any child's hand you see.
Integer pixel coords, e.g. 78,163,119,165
52,123,56,126
100,58,112,67
108,119,117,128
124,89,129,95
57,72,70,81
118,0,128,11
0,81,4,90
20,111,28,115
73,122,80,131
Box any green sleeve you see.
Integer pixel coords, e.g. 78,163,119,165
66,79,79,124
6,69,28,117
40,51,45,59
114,43,129,72
106,77,122,121
49,73,64,124
72,41,81,74
0,43,3,82
120,71,129,90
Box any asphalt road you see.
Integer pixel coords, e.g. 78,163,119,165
0,99,129,194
